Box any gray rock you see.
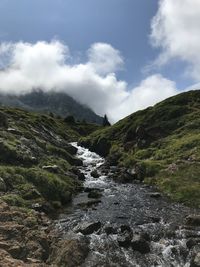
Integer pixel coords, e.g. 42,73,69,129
131,234,150,254
71,167,86,181
118,231,132,248
148,192,161,198
90,170,99,178
185,215,200,227
191,252,200,267
104,226,118,235
76,222,101,235
42,165,59,173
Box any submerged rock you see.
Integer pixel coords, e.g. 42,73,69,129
104,226,118,235
90,170,99,178
131,234,151,254
76,221,101,235
118,231,132,248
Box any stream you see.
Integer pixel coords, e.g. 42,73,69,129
57,143,200,267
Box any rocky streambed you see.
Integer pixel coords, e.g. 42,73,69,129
55,143,200,267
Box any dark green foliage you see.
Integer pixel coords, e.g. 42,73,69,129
64,115,76,124
0,111,8,128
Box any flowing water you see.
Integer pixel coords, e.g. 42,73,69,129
57,143,200,267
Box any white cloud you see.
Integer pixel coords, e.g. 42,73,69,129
115,74,178,121
87,43,124,75
151,0,200,80
0,40,178,122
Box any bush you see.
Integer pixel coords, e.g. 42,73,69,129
64,115,76,124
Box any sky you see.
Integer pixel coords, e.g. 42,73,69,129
0,0,200,122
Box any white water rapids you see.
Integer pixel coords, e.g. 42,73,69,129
56,143,200,267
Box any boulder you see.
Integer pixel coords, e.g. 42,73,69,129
148,192,161,198
7,128,21,135
185,215,200,227
191,252,200,267
118,225,133,248
186,238,200,249
118,231,132,248
76,221,101,235
49,237,89,267
92,137,111,157
131,234,150,254
90,170,99,178
104,226,118,235
64,144,78,155
71,167,86,181
42,165,59,173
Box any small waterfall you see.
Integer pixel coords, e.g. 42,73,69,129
57,143,200,267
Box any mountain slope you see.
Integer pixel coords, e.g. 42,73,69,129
80,90,200,207
0,91,103,124
0,106,100,210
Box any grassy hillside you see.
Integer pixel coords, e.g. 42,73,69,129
0,106,100,213
80,90,200,207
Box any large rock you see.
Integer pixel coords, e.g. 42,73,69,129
71,167,86,181
49,237,89,267
191,252,200,267
42,165,59,173
90,170,99,178
118,231,132,248
64,144,78,155
131,234,150,254
185,215,200,227
76,222,101,235
118,225,133,248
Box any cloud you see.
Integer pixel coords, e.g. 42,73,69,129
116,74,178,121
0,40,178,122
151,0,200,80
87,43,124,75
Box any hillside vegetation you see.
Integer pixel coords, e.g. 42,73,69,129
80,90,200,207
0,106,100,213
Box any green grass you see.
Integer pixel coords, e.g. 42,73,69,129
80,90,200,207
0,106,98,210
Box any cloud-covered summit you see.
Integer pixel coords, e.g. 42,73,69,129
0,40,178,122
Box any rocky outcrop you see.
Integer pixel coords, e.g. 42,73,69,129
0,200,54,265
49,236,89,267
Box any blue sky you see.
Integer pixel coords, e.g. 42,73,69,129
0,0,200,121
0,0,158,84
